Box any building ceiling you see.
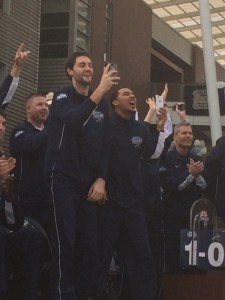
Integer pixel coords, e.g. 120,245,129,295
143,0,225,68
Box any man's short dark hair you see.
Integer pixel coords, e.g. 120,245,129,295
25,92,47,105
0,109,7,120
65,51,92,81
174,122,191,135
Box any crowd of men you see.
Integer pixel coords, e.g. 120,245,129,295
0,44,224,300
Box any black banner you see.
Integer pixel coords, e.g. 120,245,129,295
184,86,225,116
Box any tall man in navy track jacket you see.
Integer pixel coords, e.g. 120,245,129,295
160,122,207,272
9,93,49,228
96,88,166,300
44,52,120,300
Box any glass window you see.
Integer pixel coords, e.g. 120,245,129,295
40,28,69,44
41,12,69,27
40,12,69,59
76,0,92,52
82,0,91,4
106,2,112,19
41,0,70,14
76,31,89,51
40,44,68,59
77,1,91,19
104,2,113,63
77,15,90,35
0,0,10,14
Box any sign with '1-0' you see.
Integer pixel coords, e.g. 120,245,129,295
180,229,225,269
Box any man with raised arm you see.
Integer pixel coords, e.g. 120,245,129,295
45,52,119,300
0,43,30,109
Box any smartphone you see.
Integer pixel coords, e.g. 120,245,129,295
155,95,164,114
109,63,118,73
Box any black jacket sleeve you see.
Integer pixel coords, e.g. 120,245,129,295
0,74,19,110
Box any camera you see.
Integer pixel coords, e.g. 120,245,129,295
172,103,185,111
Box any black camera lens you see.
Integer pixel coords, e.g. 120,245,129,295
172,103,185,111
178,104,185,111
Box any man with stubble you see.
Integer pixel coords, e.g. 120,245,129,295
44,52,119,300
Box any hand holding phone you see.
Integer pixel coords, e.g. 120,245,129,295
172,103,185,111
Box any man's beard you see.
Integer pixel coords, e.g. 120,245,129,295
76,74,92,86
178,142,192,149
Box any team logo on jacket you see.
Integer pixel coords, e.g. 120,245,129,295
56,93,67,101
14,130,24,138
92,111,104,122
131,136,142,148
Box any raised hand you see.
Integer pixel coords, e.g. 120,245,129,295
175,102,187,122
98,63,120,92
156,107,167,132
10,43,30,77
90,64,120,104
161,83,168,102
14,43,30,66
146,97,156,112
144,97,156,123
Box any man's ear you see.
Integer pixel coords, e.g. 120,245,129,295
112,99,119,108
26,104,31,113
66,68,73,77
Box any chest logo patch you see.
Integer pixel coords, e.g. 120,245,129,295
56,93,67,101
14,130,24,138
131,136,142,148
93,111,104,122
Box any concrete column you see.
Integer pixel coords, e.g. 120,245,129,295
199,0,222,146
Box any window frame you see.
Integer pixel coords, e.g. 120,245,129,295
0,0,11,15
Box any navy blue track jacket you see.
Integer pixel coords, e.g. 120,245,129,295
9,121,48,208
160,149,207,225
205,136,225,220
45,85,110,190
106,112,159,207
